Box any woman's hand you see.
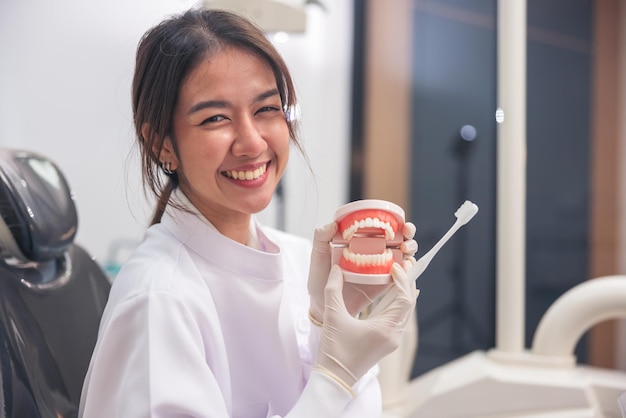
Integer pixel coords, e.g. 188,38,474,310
307,222,338,325
307,221,418,325
315,264,419,388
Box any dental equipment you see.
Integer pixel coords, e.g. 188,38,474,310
330,199,478,285
407,200,479,282
331,199,406,285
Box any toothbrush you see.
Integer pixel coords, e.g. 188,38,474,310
407,200,479,282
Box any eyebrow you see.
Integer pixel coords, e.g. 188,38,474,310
187,88,281,115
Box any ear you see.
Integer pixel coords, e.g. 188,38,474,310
141,123,179,171
159,137,179,171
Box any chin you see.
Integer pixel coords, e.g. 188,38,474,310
242,194,275,215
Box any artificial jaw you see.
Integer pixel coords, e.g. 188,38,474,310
336,209,401,275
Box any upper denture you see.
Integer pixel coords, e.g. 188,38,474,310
338,209,400,241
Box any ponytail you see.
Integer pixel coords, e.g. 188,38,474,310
150,177,178,225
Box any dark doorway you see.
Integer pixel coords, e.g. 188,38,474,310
407,0,593,377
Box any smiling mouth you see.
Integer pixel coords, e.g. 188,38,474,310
222,163,268,180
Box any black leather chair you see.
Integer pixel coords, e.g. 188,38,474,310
0,148,111,417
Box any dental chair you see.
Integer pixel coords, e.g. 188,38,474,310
0,148,111,417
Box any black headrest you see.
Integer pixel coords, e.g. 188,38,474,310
0,148,78,262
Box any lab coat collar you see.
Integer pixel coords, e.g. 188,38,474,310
160,189,284,282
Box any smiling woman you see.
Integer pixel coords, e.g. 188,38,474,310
131,9,302,232
160,47,291,244
78,7,419,418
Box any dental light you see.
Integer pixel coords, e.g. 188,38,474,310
203,0,317,33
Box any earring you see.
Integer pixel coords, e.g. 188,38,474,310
161,161,175,175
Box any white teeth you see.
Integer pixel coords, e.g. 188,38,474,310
341,217,395,241
342,248,393,266
225,164,267,180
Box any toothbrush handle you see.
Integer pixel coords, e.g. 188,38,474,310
408,221,462,281
427,221,462,259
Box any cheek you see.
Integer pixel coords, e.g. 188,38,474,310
261,119,290,156
274,123,291,154
275,129,291,171
177,142,227,180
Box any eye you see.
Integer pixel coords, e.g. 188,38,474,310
200,114,227,125
256,105,281,115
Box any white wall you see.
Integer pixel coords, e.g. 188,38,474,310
258,1,354,239
0,0,353,269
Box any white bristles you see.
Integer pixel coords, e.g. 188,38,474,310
454,200,479,225
408,200,479,282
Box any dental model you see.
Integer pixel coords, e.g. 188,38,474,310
331,199,479,285
331,199,406,285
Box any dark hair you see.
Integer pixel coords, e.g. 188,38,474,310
132,7,303,224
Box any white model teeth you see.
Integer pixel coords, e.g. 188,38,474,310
225,164,267,180
342,248,393,266
341,217,395,241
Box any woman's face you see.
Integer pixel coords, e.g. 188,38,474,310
163,46,290,229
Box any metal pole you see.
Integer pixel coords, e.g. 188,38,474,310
496,0,527,353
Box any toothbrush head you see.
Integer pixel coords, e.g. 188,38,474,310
454,200,479,225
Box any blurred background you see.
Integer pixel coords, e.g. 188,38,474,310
1,0,624,380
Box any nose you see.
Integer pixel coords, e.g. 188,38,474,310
231,115,268,157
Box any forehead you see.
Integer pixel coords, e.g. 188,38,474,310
180,47,277,98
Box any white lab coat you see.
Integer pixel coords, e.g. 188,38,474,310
79,192,381,418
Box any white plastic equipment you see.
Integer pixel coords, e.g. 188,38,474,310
392,276,626,418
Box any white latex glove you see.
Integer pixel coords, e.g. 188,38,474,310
307,222,417,325
307,222,338,325
315,263,418,389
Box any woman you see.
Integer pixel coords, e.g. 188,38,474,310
79,7,418,418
